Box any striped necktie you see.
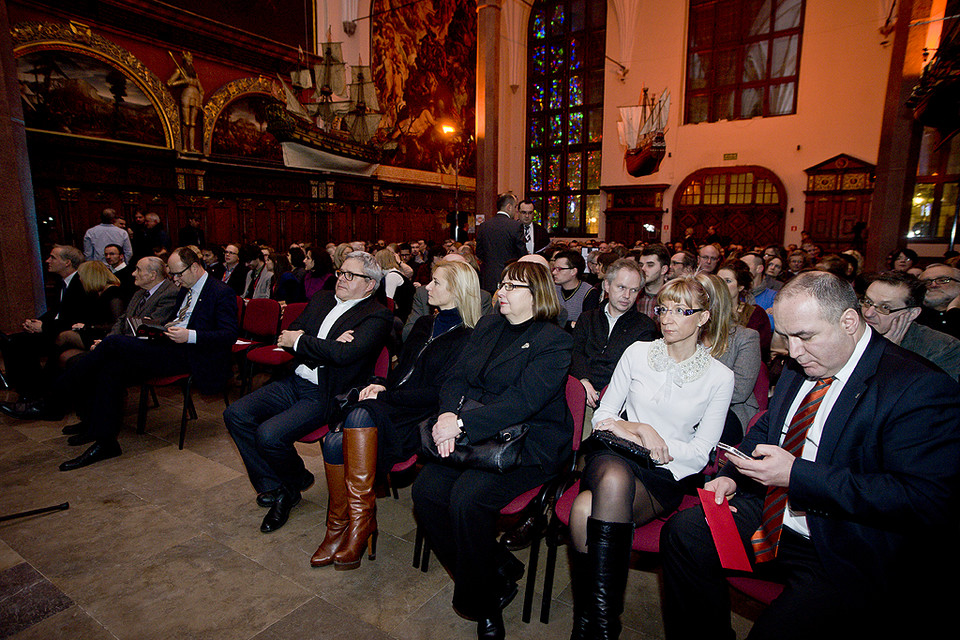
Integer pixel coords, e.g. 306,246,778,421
172,288,194,326
750,376,835,562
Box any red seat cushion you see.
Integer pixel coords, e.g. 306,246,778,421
501,485,543,516
246,345,294,366
299,425,330,443
146,373,190,386
728,576,784,605
390,454,418,474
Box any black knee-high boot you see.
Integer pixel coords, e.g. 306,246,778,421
569,550,591,640
586,517,634,640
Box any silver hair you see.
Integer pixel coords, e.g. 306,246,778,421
54,244,84,268
139,256,167,277
344,251,384,287
604,258,644,287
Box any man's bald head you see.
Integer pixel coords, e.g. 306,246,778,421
519,253,549,270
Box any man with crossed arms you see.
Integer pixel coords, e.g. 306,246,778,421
661,271,960,639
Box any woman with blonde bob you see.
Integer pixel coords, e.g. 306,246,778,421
567,276,734,639
413,260,572,639
311,261,480,571
56,261,124,361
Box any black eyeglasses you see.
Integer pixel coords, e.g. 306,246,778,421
336,269,371,282
653,306,704,317
498,282,531,292
169,266,191,278
921,276,960,287
859,297,914,315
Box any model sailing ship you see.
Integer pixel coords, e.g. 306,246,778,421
266,32,383,174
618,88,670,178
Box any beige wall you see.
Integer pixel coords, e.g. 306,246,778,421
497,0,897,245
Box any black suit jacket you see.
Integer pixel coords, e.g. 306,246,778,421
723,331,960,593
476,213,527,292
288,291,393,421
174,275,239,393
40,273,88,337
569,306,659,390
222,264,249,297
439,314,574,474
523,222,551,254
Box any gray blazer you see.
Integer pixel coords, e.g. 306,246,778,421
108,279,180,336
714,325,761,431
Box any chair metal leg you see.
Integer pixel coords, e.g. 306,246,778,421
137,385,150,434
413,527,423,568
150,386,160,408
540,526,561,623
178,378,193,450
522,528,542,623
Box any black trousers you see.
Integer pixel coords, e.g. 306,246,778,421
411,462,552,619
661,493,894,640
1,330,57,397
223,374,329,493
55,335,192,443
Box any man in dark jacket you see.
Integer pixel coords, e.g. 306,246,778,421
476,193,527,292
224,252,393,533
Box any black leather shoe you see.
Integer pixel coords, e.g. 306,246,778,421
501,513,543,551
256,470,315,507
0,399,43,420
496,546,525,584
260,489,301,533
67,432,95,446
476,611,505,640
59,442,122,471
62,422,86,435
498,579,519,611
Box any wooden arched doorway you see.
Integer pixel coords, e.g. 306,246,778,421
673,166,786,247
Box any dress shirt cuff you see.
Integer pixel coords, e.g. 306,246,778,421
188,329,197,344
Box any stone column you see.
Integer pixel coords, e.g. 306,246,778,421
867,0,924,271
476,0,501,223
0,2,45,331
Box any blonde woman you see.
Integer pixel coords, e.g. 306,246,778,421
312,261,481,570
568,276,734,639
55,261,124,361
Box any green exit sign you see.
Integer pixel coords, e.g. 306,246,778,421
723,153,738,161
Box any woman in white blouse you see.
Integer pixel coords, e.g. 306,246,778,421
567,276,734,639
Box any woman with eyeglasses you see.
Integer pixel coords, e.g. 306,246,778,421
568,276,734,639
312,261,481,570
412,261,573,640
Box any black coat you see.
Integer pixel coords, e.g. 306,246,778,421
569,306,659,390
356,314,473,475
439,314,574,474
476,213,527,292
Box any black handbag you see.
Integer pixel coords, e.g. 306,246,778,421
581,428,657,468
418,399,529,474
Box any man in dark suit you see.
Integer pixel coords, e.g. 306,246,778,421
661,271,960,639
221,242,248,296
55,247,239,471
476,193,527,292
0,244,88,414
224,252,393,533
106,257,179,338
517,199,550,255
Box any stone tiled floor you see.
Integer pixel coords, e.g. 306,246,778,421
0,383,760,639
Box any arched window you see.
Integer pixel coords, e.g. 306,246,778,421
673,166,786,246
525,0,606,237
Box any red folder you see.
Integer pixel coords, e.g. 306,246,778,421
697,488,753,572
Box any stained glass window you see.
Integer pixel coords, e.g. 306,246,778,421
685,0,804,124
525,0,605,236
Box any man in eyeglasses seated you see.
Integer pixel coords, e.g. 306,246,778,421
916,263,960,339
224,252,393,533
860,270,960,380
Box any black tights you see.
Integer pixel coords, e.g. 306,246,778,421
321,406,376,465
570,455,665,552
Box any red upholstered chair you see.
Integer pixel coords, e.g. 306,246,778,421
136,374,230,450
297,346,391,445
232,298,282,394
412,375,588,624
753,363,770,412
243,302,308,391
727,576,784,605
385,452,419,500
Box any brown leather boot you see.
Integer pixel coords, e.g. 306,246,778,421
310,462,348,567
333,426,378,570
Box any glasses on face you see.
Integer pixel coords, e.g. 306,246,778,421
551,265,576,272
169,266,190,279
654,305,704,318
336,269,371,282
859,296,913,315
699,255,719,263
498,282,531,292
224,250,239,256
921,276,960,287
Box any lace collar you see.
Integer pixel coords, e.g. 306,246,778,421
647,339,712,402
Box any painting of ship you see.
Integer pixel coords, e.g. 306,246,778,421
265,33,384,175
619,88,670,178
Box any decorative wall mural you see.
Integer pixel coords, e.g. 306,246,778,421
371,0,477,176
17,48,166,147
211,95,283,161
